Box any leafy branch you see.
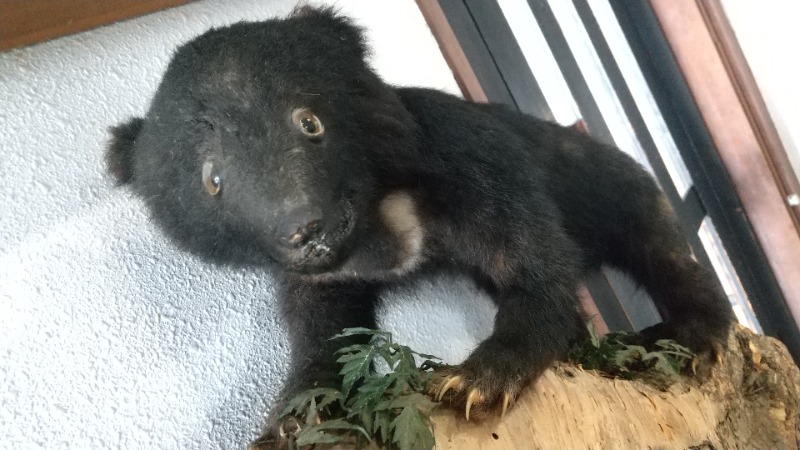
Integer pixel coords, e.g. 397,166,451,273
279,328,441,450
570,323,695,380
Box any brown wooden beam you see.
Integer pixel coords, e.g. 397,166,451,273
697,0,800,231
650,0,800,327
415,0,487,103
0,0,194,51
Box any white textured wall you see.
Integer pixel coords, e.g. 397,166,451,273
719,0,800,182
0,1,494,449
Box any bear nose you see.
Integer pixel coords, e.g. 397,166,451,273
278,207,324,247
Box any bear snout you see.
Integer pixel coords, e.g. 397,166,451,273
277,206,325,248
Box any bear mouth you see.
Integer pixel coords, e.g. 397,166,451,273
283,200,356,274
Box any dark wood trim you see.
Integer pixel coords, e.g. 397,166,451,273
416,0,487,102
697,0,800,231
0,0,194,51
649,0,800,327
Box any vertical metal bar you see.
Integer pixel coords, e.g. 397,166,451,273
436,0,516,107
462,0,551,119
525,0,614,146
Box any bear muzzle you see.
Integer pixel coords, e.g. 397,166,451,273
277,205,324,248
273,201,357,274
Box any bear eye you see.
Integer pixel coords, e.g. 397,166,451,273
202,160,221,196
292,108,324,137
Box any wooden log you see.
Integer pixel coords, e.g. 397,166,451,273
431,325,800,449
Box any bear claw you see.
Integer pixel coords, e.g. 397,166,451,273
437,375,464,401
715,343,725,365
501,392,512,418
430,370,520,421
465,388,484,421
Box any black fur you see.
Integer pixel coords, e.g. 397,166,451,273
106,6,733,444
107,117,144,184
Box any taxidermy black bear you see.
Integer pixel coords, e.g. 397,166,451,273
106,5,732,445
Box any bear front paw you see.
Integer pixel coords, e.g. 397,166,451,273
428,366,522,421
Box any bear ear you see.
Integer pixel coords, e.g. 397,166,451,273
106,117,144,185
289,4,322,18
288,4,369,59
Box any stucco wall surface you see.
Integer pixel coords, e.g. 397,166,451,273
0,1,495,449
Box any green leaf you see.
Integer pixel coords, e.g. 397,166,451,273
359,409,374,434
295,417,372,446
410,370,434,392
279,388,342,418
654,339,693,352
338,346,376,397
412,351,440,361
390,372,412,397
335,343,371,355
316,389,343,411
348,373,399,416
614,345,647,367
374,393,439,415
316,418,371,437
419,360,444,372
374,410,394,444
391,404,435,450
659,349,694,358
395,393,439,413
642,352,679,376
294,428,342,446
394,346,418,374
376,346,397,368
331,327,391,340
589,321,601,348
305,396,319,427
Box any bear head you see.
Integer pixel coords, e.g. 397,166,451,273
106,7,417,274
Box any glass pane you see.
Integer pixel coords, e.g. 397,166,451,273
545,0,652,174
698,217,763,332
496,0,581,125
587,0,694,198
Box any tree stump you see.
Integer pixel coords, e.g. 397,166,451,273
431,325,800,449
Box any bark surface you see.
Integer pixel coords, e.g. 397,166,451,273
431,325,800,449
